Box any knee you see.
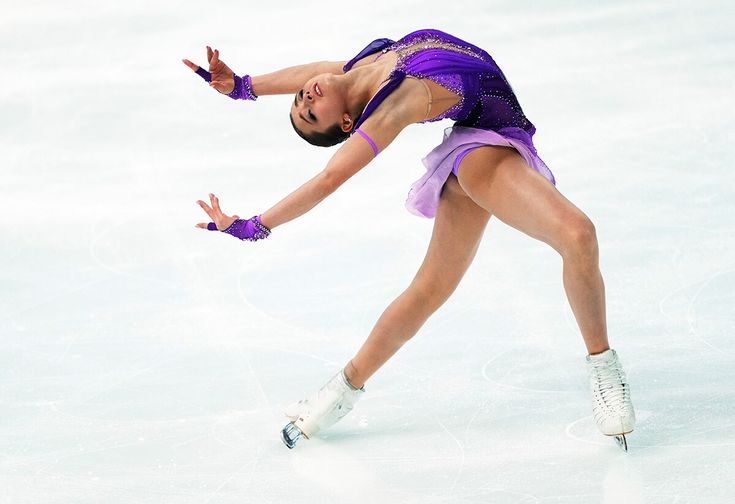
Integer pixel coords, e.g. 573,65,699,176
409,281,454,314
561,215,598,260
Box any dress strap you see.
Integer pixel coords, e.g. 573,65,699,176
354,128,379,156
353,70,406,130
342,38,396,73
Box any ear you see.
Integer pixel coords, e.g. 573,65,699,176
341,114,353,133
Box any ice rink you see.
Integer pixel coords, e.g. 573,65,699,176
2,0,734,502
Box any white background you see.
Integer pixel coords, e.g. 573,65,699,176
2,0,734,502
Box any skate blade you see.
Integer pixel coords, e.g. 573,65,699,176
614,434,628,452
281,422,303,449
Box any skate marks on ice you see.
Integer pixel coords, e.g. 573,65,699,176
565,415,641,450
286,442,387,503
565,409,735,450
235,256,341,345
481,348,582,394
200,446,265,504
652,221,734,349
482,348,633,451
280,377,481,501
435,418,466,496
289,420,485,504
88,212,331,348
87,217,182,288
659,268,735,356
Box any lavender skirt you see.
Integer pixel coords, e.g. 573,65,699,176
405,126,556,218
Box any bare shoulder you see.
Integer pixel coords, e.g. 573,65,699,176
365,77,432,127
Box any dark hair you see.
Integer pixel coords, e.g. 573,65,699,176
289,112,359,147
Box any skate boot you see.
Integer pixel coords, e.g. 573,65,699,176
281,369,364,449
586,348,635,451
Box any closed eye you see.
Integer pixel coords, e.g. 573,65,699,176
295,88,316,124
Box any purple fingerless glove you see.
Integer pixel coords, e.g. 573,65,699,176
194,67,257,101
226,74,258,101
207,215,271,241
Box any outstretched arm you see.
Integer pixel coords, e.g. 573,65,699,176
183,46,346,97
195,136,375,238
251,61,346,96
258,131,374,230
259,116,404,230
195,116,405,238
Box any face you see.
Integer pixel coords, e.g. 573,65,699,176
290,73,350,136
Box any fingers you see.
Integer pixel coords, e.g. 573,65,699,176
196,193,233,232
182,58,199,71
184,46,218,71
209,193,222,213
197,199,215,220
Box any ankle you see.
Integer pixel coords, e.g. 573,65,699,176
343,361,365,390
587,346,611,357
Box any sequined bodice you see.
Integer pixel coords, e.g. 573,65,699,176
375,35,483,123
344,29,535,135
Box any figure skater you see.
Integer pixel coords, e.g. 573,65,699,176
183,28,636,451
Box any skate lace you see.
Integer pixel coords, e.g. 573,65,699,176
590,358,630,414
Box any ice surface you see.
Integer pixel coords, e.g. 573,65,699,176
2,0,734,502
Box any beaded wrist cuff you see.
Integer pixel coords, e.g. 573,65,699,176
226,74,258,101
221,215,271,241
250,214,270,238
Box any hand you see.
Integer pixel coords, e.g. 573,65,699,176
195,193,240,231
182,46,235,94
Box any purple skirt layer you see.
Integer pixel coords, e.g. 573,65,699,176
405,126,557,218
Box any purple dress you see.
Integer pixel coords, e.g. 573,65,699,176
343,29,556,218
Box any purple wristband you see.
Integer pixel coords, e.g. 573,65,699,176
207,215,271,241
194,65,256,100
226,74,258,101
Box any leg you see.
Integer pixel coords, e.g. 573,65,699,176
455,146,609,354
344,175,491,389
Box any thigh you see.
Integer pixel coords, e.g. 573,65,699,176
455,146,590,254
409,175,491,305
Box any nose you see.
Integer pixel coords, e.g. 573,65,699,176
305,91,314,102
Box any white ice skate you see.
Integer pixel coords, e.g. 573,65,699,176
586,348,636,451
281,369,365,449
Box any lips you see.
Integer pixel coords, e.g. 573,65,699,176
314,82,323,97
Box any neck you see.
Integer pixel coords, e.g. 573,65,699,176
341,64,386,122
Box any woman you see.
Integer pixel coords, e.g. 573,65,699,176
183,29,636,451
